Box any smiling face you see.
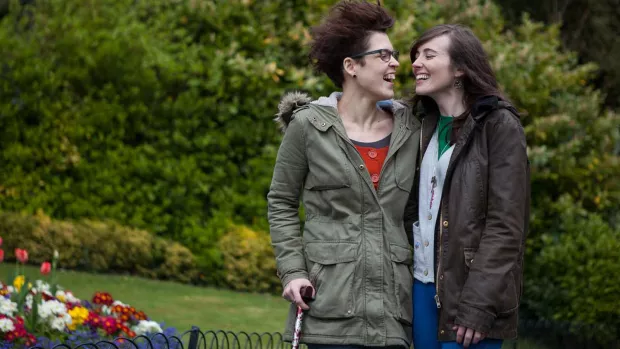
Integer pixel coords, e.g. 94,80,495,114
344,32,400,100
411,35,462,98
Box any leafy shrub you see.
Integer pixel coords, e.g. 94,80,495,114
0,211,199,283
524,195,620,346
218,224,279,294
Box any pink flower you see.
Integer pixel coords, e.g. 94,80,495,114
40,261,51,275
15,248,28,263
0,249,4,262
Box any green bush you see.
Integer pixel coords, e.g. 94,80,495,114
524,195,620,345
0,211,199,283
218,223,280,294
0,0,324,282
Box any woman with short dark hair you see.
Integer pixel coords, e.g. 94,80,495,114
268,1,421,348
408,24,530,349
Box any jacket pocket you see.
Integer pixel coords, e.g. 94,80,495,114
305,242,358,319
305,151,351,191
394,151,416,193
464,248,476,270
499,269,519,316
390,244,413,325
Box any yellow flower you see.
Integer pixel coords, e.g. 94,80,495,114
67,306,89,330
13,275,25,292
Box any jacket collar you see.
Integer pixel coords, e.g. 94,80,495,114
419,95,515,157
308,92,409,133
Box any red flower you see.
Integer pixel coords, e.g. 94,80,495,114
92,291,114,306
0,249,4,262
102,316,119,335
40,261,51,275
26,334,37,346
41,291,55,301
85,311,102,329
15,248,28,263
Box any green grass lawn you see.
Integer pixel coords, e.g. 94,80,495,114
0,264,290,334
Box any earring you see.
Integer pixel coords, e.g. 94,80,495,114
454,79,463,89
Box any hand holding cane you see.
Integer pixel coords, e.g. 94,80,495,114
292,285,315,349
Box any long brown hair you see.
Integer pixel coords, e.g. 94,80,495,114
409,24,508,117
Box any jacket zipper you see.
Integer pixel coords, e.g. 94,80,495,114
420,119,442,308
433,116,481,309
435,211,443,309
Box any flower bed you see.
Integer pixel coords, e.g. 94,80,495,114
0,240,178,348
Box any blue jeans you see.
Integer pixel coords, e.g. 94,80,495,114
413,280,503,349
306,344,407,349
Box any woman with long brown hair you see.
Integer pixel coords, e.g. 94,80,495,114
408,24,529,349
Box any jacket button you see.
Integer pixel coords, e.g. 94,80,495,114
443,220,449,227
440,330,445,335
321,122,326,127
424,270,428,276
439,274,444,280
347,309,352,314
424,240,429,247
359,164,365,170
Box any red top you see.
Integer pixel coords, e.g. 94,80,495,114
354,143,389,190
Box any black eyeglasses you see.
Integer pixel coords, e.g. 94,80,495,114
350,49,399,62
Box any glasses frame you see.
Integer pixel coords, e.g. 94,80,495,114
350,48,400,62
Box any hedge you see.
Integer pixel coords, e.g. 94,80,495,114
0,211,199,283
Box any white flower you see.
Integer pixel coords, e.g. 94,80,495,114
50,317,66,331
6,286,14,293
101,305,112,315
55,290,81,304
132,320,163,336
112,300,127,307
38,300,67,321
34,280,51,293
64,291,80,303
0,298,17,317
25,294,33,309
0,318,14,332
63,313,72,326
40,302,72,332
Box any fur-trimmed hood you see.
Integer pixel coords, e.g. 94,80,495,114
274,91,313,132
274,91,405,132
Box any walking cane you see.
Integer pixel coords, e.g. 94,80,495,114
291,285,315,349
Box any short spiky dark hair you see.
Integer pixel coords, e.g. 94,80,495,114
309,0,394,88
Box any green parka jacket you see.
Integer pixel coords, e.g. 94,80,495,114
267,92,421,347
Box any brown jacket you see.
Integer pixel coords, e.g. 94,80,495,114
407,96,530,341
